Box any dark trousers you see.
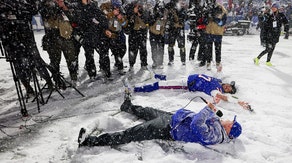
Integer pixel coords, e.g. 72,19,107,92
189,31,206,61
168,27,186,63
82,101,173,146
149,33,165,66
96,39,111,77
203,34,222,64
257,42,276,62
109,38,126,70
82,33,111,77
260,29,265,46
205,41,222,63
128,30,148,67
47,34,79,81
73,38,97,78
189,39,198,60
82,44,97,78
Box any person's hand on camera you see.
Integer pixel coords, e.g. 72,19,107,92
105,30,112,38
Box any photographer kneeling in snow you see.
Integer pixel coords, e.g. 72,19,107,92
78,93,242,147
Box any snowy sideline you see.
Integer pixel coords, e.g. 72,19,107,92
0,29,292,163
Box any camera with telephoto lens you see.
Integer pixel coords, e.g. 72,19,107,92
39,0,62,19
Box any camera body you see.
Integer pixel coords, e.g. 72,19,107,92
137,5,144,15
39,0,62,19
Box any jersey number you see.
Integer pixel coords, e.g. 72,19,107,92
198,74,211,82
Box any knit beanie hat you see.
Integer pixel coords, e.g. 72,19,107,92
271,2,280,9
112,0,122,8
229,115,242,139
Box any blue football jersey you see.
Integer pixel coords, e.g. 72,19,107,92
187,74,223,95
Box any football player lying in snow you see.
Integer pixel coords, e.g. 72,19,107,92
134,74,251,111
78,94,242,147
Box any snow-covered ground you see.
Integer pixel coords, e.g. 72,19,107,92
0,28,292,163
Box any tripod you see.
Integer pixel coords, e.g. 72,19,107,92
0,41,45,116
41,67,85,104
1,40,85,116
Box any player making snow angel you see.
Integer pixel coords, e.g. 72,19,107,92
77,88,242,148
133,73,252,111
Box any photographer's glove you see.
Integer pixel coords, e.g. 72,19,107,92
214,18,224,26
218,20,223,26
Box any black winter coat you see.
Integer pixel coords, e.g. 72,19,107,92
73,2,109,44
165,3,187,32
0,0,38,21
262,12,289,44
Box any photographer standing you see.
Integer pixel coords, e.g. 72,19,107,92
165,0,187,66
40,0,79,86
188,0,208,62
204,0,227,71
0,0,53,97
254,2,289,66
149,1,166,69
100,0,128,75
68,0,112,80
124,1,149,71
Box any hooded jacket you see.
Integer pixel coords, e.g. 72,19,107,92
170,107,230,145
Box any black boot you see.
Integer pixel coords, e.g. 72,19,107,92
121,99,132,113
78,128,87,147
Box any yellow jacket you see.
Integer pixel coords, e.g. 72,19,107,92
205,4,227,36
